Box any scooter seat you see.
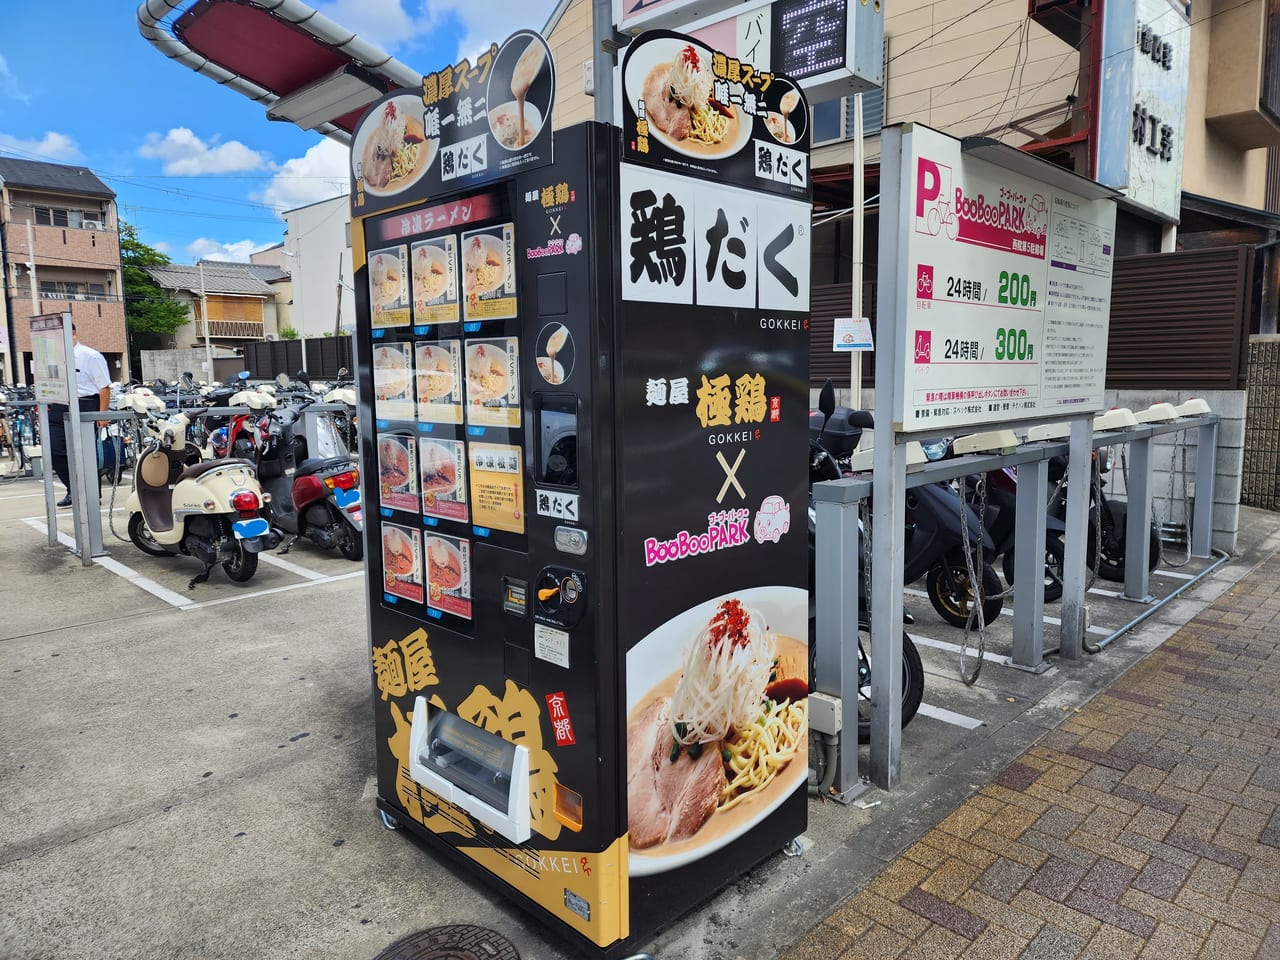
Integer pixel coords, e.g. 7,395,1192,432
178,458,256,483
296,456,352,477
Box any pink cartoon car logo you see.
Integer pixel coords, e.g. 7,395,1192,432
754,495,791,544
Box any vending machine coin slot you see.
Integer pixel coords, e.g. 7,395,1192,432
533,567,586,629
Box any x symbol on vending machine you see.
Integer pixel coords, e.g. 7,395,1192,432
549,213,562,235
716,448,746,502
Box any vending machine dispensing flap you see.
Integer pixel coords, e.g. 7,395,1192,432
408,697,531,844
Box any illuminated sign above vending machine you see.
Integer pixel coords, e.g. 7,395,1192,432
613,0,744,34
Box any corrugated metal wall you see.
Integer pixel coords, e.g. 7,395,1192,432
810,281,876,388
1105,246,1253,390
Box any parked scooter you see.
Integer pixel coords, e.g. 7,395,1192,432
1047,450,1159,582
809,382,924,743
925,439,1069,602
810,388,1005,629
250,376,364,560
119,396,276,587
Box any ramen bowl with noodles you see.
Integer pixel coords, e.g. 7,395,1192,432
490,101,543,150
463,235,507,295
378,439,411,489
628,40,748,159
413,245,450,302
383,527,417,577
370,254,403,307
373,346,409,399
415,349,454,401
466,344,509,401
419,443,457,497
625,585,808,876
355,97,434,196
426,537,464,590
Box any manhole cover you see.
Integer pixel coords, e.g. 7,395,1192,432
373,925,521,960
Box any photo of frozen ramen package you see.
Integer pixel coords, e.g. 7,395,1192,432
381,522,424,603
411,236,458,324
377,433,420,512
373,342,415,421
461,224,516,321
425,533,472,618
415,340,463,424
419,437,468,522
464,337,520,428
369,245,411,328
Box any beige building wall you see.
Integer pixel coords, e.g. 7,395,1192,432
1182,0,1270,208
546,0,595,131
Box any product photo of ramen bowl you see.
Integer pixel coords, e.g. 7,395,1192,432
536,356,565,385
370,253,405,308
378,438,411,489
425,537,464,590
489,101,543,150
373,347,409,398
382,527,417,577
624,38,752,159
463,235,508,295
412,245,451,302
353,95,436,196
419,443,457,497
466,344,509,401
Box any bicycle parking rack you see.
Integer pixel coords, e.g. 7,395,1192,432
811,411,1219,799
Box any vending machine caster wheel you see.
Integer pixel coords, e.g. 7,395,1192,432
378,809,399,831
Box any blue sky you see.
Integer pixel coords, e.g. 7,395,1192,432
0,0,558,263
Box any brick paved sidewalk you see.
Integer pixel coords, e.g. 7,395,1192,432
785,555,1280,960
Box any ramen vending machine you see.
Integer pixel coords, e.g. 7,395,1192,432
352,28,813,956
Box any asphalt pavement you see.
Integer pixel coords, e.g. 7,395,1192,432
1,462,1277,960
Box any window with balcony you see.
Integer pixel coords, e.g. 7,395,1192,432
33,205,107,230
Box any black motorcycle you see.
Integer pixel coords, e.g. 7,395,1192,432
809,381,924,743
1047,450,1159,582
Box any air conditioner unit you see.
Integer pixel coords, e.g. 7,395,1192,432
83,220,103,231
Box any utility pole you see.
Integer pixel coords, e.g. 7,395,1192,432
199,260,213,380
851,93,865,407
334,250,343,337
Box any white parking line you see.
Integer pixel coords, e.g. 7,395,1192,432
1154,569,1195,580
910,632,1014,665
916,703,984,729
256,550,328,581
20,516,362,609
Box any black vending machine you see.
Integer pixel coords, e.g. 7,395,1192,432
351,28,814,956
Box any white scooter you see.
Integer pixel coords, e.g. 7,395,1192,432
119,396,278,588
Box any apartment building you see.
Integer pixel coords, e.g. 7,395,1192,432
0,157,129,384
143,261,289,350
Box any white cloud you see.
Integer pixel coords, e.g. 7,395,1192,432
252,138,350,213
185,237,274,262
313,0,560,64
0,53,30,104
0,131,82,162
139,128,268,176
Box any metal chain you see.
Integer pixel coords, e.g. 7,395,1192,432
958,474,987,686
1156,429,1192,567
859,497,873,615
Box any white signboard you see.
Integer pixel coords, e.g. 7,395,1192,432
29,314,72,405
614,0,742,33
833,316,873,351
1095,0,1190,221
620,165,811,309
882,125,1118,434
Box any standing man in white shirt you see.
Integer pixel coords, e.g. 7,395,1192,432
49,323,111,507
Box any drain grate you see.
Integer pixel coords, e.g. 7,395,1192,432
373,925,521,960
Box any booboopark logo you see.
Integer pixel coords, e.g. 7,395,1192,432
916,156,1048,259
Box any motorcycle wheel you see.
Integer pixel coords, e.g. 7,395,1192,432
1001,536,1066,604
927,554,1004,628
856,621,924,744
336,516,364,561
128,513,175,557
1090,502,1160,582
222,540,259,583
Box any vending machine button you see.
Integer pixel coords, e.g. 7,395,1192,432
554,525,587,555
